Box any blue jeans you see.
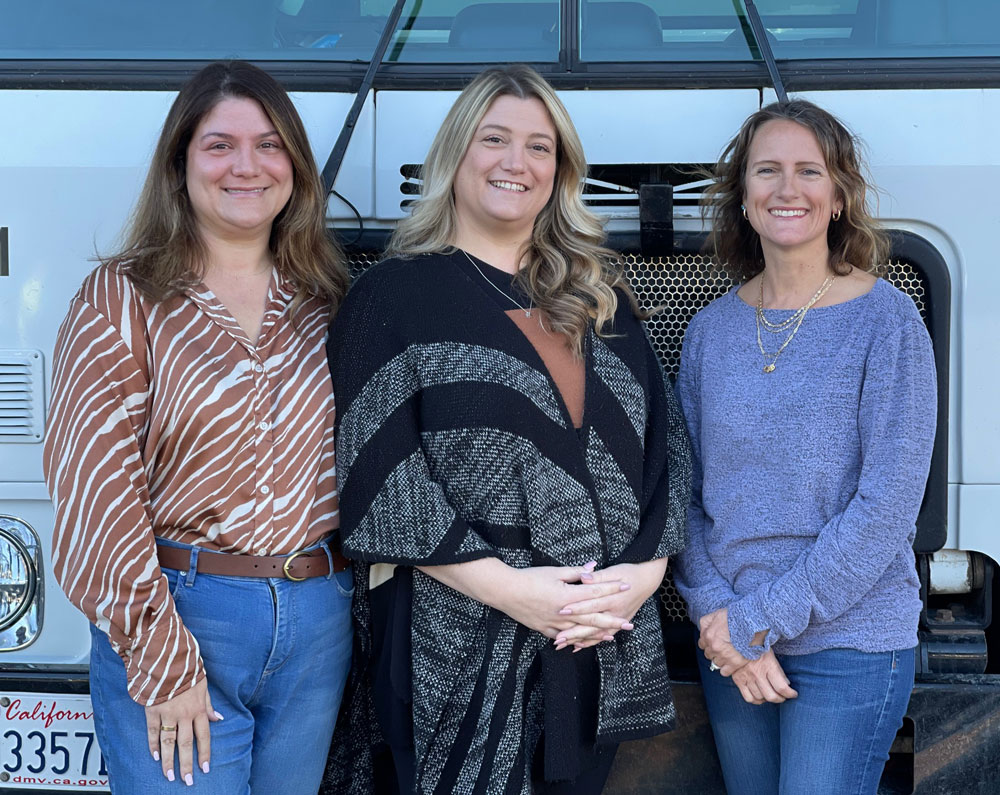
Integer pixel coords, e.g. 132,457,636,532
88,540,353,794
698,646,915,795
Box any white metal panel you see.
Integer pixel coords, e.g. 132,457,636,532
558,89,761,164
0,91,174,168
956,484,1000,566
0,165,143,484
0,89,370,211
764,88,1000,168
374,91,457,219
292,91,375,220
947,482,959,549
0,88,364,483
765,89,1000,489
374,89,761,219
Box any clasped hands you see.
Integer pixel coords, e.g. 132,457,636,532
505,558,668,653
698,608,797,706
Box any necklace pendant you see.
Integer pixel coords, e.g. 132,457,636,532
763,364,776,373
525,310,532,318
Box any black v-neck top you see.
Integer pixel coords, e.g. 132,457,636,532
457,251,586,428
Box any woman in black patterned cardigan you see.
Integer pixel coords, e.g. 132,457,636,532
324,64,691,795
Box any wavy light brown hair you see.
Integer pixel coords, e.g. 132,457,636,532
388,64,637,356
106,60,347,318
702,99,889,282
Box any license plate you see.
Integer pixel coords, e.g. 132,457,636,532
0,692,109,791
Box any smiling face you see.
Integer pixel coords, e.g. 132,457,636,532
452,94,558,244
185,96,293,245
743,119,843,262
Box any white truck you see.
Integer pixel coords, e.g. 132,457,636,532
1,2,998,792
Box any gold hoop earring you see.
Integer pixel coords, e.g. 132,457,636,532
832,209,842,221
741,204,748,220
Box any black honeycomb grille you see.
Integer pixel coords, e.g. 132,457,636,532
624,254,926,379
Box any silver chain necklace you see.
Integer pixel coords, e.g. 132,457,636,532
462,250,533,318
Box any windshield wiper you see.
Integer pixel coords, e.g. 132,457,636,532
321,0,409,194
734,0,789,104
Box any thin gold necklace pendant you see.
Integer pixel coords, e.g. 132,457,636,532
763,363,776,373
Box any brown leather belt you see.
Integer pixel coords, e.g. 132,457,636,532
156,539,349,582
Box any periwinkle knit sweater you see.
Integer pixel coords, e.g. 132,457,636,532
674,279,936,659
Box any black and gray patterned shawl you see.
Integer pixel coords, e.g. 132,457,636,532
322,252,691,794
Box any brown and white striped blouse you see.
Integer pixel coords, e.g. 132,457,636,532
43,263,338,706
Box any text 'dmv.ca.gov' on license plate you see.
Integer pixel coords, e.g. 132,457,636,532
1,692,108,791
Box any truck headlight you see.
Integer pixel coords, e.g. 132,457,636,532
0,517,40,635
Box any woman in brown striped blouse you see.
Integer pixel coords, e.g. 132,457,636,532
43,61,351,794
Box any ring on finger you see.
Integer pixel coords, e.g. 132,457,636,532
709,661,720,672
160,725,177,733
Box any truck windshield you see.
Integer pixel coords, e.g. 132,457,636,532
1,1,998,64
0,0,564,63
579,0,1000,62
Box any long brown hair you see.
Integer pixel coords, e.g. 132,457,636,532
388,64,638,356
702,99,889,281
106,60,347,317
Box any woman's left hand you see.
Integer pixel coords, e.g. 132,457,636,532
730,650,798,705
698,608,751,676
553,559,668,651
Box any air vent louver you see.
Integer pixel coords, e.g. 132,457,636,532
398,163,713,217
0,351,44,443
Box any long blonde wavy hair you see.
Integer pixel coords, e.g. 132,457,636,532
105,60,348,320
388,64,636,356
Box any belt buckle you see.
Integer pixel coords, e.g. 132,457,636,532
282,550,309,582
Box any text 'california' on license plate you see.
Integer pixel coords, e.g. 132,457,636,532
1,692,109,791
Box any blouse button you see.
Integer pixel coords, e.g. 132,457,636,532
254,363,264,373
260,485,271,495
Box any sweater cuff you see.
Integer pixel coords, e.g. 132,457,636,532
727,592,778,661
686,590,734,626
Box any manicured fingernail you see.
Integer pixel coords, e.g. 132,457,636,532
185,773,194,786
202,762,210,774
558,607,572,615
555,643,566,651
166,770,175,782
622,622,634,630
619,583,631,591
555,636,566,644
581,572,594,581
584,560,597,569
573,646,582,653
214,711,225,721
153,751,160,762
603,635,614,642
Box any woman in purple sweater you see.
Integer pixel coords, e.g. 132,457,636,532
674,100,937,794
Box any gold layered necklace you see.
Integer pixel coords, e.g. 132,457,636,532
755,272,835,373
